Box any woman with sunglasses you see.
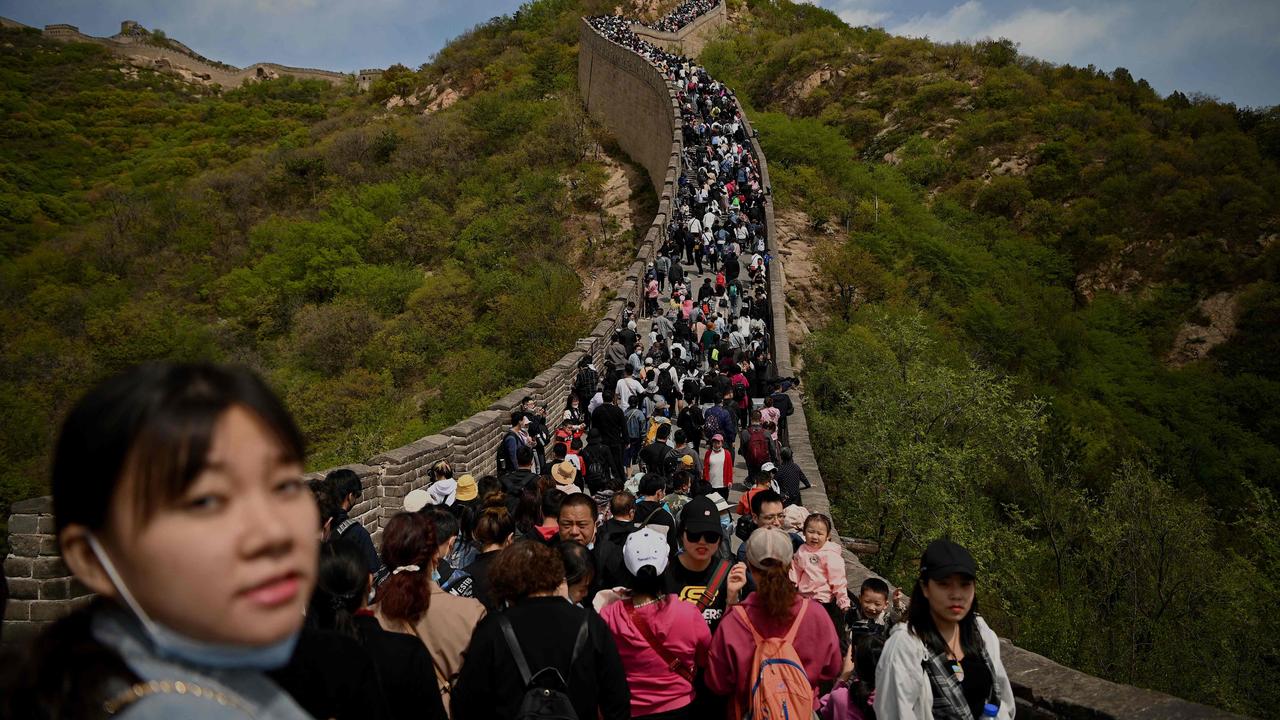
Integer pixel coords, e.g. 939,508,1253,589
660,494,747,720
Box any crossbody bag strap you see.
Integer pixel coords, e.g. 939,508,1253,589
335,518,359,535
497,614,533,687
625,600,694,682
696,559,731,612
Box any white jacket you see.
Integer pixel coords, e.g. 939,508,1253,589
875,616,1015,720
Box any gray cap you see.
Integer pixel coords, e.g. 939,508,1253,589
745,527,793,569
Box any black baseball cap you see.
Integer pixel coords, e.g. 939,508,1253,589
919,539,976,581
680,495,721,535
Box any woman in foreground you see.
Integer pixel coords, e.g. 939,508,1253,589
1,363,320,718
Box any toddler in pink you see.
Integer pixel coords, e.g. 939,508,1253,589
790,514,851,650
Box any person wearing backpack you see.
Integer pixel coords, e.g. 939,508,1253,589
706,528,842,720
451,541,630,720
600,528,712,720
740,411,778,478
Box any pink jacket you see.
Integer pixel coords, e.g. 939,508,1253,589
705,594,842,714
600,596,711,716
790,542,851,609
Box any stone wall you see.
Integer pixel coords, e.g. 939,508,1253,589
578,20,682,193
32,21,349,88
575,10,1244,720
629,1,728,58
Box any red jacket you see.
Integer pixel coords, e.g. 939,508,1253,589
703,447,734,488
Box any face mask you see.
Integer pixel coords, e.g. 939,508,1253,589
86,533,299,670
431,568,441,584
720,515,733,532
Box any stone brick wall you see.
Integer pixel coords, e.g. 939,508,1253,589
35,22,350,87
629,1,728,58
2,498,93,648
574,11,1243,720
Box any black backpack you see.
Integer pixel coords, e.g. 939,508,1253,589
499,613,590,720
657,368,677,399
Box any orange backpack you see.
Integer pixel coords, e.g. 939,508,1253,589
732,602,815,720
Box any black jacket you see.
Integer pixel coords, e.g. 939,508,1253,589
452,598,629,720
352,615,447,720
591,403,627,446
500,469,539,498
269,627,389,720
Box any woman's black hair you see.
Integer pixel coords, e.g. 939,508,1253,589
906,578,982,658
52,362,305,534
512,488,542,536
850,634,885,718
306,539,369,639
557,540,595,590
625,564,665,597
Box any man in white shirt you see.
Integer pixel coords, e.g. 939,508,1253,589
615,366,646,411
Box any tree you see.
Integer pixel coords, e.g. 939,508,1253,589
812,240,894,320
806,309,1044,573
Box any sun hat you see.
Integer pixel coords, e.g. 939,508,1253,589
403,488,431,513
552,461,577,486
455,474,477,502
623,527,670,576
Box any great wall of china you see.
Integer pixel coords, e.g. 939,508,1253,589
0,17,352,88
0,6,1245,718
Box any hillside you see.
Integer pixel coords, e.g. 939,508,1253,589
701,0,1279,714
0,0,644,547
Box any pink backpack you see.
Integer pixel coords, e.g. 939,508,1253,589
732,603,815,720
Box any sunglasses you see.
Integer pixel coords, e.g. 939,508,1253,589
684,530,722,544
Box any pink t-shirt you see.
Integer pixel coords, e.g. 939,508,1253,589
599,595,712,716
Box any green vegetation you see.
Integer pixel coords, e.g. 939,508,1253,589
703,0,1279,714
0,0,641,549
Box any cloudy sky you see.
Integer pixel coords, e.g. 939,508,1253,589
2,0,1276,107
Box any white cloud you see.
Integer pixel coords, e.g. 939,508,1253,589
889,1,1129,61
799,0,891,28
986,5,1129,58
837,7,891,27
889,0,988,41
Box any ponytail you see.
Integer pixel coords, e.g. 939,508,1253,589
754,559,796,619
308,538,369,640
377,512,437,626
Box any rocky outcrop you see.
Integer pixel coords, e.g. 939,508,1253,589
1166,291,1239,367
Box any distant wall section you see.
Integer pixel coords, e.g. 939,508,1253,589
629,1,728,58
578,20,681,194
25,20,350,87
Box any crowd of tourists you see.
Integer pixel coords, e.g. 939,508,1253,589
0,7,1016,720
0,362,1015,720
637,0,722,32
